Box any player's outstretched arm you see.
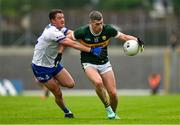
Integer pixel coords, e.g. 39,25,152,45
60,37,104,57
117,32,137,41
117,32,144,52
61,37,90,52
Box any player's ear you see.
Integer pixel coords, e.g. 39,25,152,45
50,19,55,24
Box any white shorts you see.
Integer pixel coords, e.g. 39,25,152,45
82,61,112,74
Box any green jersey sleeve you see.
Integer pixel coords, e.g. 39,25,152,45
105,24,118,37
73,26,85,40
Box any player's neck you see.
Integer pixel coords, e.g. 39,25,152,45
89,25,102,36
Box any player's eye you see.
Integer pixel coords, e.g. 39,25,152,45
56,17,62,20
95,22,103,26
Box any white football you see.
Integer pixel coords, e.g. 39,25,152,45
123,40,139,56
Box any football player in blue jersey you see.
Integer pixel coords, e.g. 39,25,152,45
31,9,106,118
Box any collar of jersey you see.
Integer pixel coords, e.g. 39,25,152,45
89,24,102,36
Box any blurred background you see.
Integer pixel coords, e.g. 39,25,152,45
0,0,180,96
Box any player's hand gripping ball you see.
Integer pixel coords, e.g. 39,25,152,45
123,40,139,56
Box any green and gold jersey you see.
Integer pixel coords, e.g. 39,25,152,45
74,24,118,64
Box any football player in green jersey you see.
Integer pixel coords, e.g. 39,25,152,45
69,10,144,119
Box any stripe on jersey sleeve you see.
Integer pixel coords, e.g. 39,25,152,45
64,29,68,36
56,37,66,43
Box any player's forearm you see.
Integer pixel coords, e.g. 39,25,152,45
125,35,137,41
61,38,91,52
118,33,137,41
70,41,91,52
57,45,65,53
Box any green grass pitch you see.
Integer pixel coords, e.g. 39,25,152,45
0,95,180,124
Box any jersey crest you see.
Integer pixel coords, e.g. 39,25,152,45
102,36,106,40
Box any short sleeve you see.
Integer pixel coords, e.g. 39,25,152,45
50,29,66,43
106,24,118,37
61,27,69,36
73,27,84,40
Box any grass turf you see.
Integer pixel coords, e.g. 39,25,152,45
0,95,180,124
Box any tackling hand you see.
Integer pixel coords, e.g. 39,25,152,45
54,53,62,67
90,47,107,58
137,38,144,52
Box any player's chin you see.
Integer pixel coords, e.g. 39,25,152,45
61,23,65,27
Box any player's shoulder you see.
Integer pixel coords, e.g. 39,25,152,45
45,24,59,32
104,24,117,30
74,25,89,36
103,24,112,28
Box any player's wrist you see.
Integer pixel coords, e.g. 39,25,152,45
90,48,93,53
54,53,62,66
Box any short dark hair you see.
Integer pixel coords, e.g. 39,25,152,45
89,11,103,21
49,9,63,20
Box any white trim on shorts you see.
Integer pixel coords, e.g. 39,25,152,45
82,61,112,74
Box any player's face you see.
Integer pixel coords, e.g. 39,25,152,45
52,13,65,29
91,19,103,34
